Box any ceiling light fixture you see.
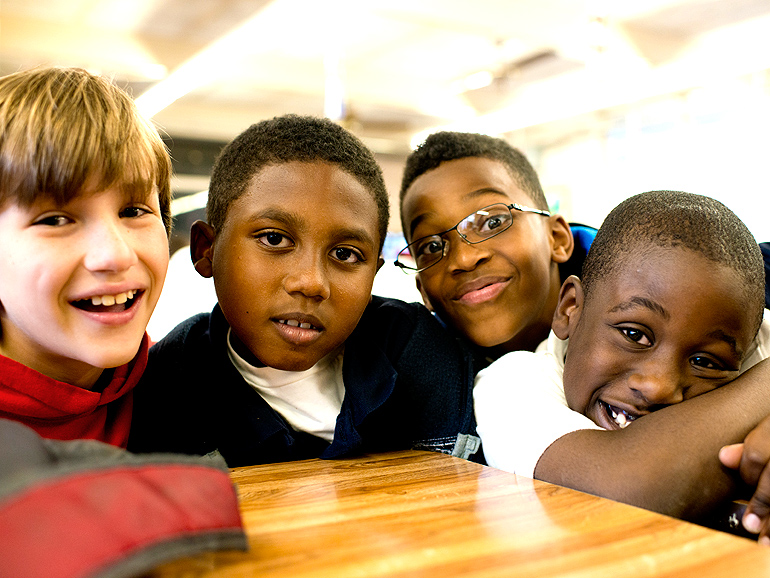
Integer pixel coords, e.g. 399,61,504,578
135,6,275,118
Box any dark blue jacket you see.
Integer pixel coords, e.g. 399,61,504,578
129,296,481,467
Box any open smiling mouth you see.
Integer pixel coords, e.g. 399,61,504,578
71,290,140,313
600,400,638,429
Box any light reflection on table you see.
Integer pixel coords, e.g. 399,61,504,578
148,450,770,577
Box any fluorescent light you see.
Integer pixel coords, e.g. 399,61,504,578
449,70,494,95
135,8,275,118
171,190,209,216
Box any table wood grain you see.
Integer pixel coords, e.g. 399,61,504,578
147,450,770,577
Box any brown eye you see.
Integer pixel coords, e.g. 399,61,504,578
691,356,720,370
34,215,71,227
332,247,363,264
618,326,652,347
256,231,293,248
119,206,150,219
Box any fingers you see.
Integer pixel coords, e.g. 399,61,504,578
719,443,743,469
736,420,770,542
743,463,770,543
740,420,770,485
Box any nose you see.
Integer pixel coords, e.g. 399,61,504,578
627,360,685,407
444,232,492,273
283,253,331,301
83,219,137,273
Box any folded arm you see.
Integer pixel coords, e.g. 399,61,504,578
534,358,770,521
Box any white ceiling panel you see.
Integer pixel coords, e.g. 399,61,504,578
1,0,768,153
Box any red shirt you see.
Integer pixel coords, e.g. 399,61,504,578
0,335,148,448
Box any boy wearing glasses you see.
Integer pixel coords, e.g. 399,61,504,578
129,115,481,466
397,131,591,363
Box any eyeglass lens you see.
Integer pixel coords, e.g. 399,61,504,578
457,205,513,241
399,204,514,271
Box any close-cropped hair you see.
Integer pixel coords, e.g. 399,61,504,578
0,67,173,233
399,131,549,220
582,190,765,335
207,114,390,251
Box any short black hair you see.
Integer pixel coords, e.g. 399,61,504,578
399,131,548,234
582,190,765,335
207,114,389,251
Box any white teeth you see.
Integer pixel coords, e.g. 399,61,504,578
89,290,136,306
279,319,314,329
606,403,633,428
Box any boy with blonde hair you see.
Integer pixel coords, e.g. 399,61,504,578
0,67,172,446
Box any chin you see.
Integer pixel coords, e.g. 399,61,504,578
273,360,319,372
465,329,510,350
87,342,145,369
262,352,324,372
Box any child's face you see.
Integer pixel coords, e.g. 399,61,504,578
554,246,757,430
0,186,169,388
194,161,382,372
401,157,572,354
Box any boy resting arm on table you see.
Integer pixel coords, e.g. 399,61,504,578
398,134,770,535
475,190,770,528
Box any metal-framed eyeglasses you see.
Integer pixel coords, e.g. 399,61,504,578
394,202,551,273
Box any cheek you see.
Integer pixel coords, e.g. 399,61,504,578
418,273,448,309
138,226,170,273
150,238,170,280
331,270,376,316
562,352,594,412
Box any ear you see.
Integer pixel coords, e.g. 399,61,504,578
376,255,385,273
190,220,216,278
552,275,584,340
548,215,574,265
415,275,434,312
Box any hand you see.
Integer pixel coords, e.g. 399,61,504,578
719,417,770,544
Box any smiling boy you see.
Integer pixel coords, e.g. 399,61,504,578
0,67,171,446
474,190,770,522
397,132,583,361
129,115,479,466
398,134,770,524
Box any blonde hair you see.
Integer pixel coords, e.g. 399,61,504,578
0,67,172,233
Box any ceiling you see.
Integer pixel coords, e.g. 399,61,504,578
2,0,770,159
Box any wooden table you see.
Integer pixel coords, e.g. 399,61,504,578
149,450,770,577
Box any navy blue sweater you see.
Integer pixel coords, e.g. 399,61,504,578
129,296,481,467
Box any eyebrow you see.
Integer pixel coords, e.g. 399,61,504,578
254,207,376,247
608,296,670,319
408,187,510,238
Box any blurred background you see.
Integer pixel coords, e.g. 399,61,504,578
3,0,769,337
